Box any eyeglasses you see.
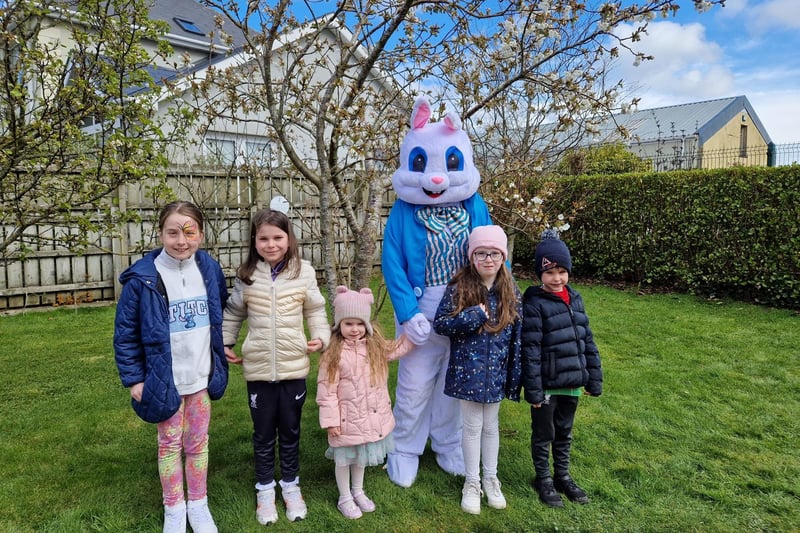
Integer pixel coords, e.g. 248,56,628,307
473,251,503,262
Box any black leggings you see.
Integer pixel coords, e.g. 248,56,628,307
247,379,307,485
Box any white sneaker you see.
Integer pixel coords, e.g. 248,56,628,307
482,476,507,509
256,487,279,525
163,501,186,533
282,484,308,521
187,497,217,533
461,480,482,515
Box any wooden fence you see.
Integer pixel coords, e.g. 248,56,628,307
0,169,387,312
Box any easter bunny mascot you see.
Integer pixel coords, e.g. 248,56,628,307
382,96,493,488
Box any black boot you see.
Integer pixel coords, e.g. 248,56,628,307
533,477,564,508
554,475,589,504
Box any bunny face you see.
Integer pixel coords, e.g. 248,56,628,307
391,97,482,206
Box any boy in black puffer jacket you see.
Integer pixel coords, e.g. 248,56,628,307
521,229,603,508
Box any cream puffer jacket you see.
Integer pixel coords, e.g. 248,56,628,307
223,260,331,382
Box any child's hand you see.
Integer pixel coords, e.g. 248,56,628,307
129,382,144,402
327,426,341,438
224,346,242,364
307,338,323,353
532,403,543,409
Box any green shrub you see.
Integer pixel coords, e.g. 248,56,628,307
520,165,800,309
555,143,652,176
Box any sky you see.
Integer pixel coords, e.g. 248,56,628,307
611,0,800,144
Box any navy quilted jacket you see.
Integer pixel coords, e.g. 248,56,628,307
520,285,603,405
113,248,229,423
433,283,522,403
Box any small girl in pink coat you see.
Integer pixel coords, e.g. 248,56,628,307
317,286,414,519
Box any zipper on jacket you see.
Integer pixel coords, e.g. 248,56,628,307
270,281,277,381
548,290,581,355
566,304,582,355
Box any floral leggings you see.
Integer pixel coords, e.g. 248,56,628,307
157,389,211,506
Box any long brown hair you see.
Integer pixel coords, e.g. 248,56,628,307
236,209,301,285
320,322,400,386
447,262,519,333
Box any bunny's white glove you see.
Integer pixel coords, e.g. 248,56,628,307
403,312,431,345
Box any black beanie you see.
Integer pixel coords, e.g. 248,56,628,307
534,228,572,277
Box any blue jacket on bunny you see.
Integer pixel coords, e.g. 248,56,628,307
114,248,229,423
382,195,492,324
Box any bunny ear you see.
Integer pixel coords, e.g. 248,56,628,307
410,96,431,129
443,108,462,131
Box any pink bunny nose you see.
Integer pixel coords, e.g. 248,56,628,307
431,176,444,185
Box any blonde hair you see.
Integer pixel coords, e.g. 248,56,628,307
320,322,402,386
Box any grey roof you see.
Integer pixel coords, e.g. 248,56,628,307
147,0,247,49
592,95,772,145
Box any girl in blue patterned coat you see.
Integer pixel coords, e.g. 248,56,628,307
433,225,522,515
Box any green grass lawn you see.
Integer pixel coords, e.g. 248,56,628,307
0,283,798,532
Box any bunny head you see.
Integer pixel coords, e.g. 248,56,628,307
391,96,482,206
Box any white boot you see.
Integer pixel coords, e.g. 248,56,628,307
482,476,507,509
461,480,482,515
163,501,186,533
187,497,217,533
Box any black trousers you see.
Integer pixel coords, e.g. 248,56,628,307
247,379,307,485
530,395,580,479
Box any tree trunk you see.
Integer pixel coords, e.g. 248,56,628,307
351,175,385,290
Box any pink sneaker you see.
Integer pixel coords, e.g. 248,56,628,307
337,497,362,520
351,491,376,512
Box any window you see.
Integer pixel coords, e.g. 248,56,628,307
739,125,748,158
64,53,115,135
174,18,205,36
245,141,272,166
205,138,236,166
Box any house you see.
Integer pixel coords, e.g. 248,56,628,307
585,95,773,171
130,0,399,172
0,0,395,311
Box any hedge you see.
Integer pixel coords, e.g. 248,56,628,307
534,165,800,309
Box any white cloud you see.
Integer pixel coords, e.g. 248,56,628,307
604,5,799,143
746,90,800,144
749,0,800,32
613,21,733,102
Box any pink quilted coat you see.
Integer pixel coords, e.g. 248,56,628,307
317,335,414,447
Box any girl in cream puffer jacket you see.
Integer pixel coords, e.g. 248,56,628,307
221,208,330,525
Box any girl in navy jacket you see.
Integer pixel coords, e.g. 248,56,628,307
434,225,522,515
114,201,228,533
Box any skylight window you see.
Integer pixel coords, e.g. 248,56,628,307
174,18,205,36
